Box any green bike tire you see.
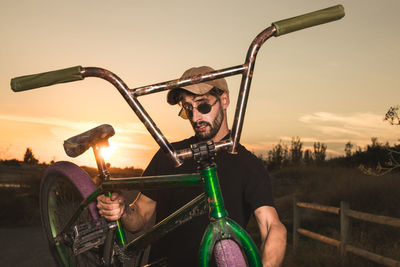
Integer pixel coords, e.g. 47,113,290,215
40,161,119,267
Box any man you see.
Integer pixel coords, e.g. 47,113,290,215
97,66,286,266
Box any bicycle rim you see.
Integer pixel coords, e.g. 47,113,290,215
40,162,105,267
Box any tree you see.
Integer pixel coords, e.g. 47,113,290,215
313,142,327,163
384,105,400,125
369,137,381,149
267,140,289,170
290,136,303,165
360,106,400,175
344,141,353,157
23,148,38,165
303,149,313,164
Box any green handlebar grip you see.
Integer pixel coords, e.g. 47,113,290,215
10,65,83,92
272,5,345,37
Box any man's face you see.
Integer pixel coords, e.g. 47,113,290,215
180,93,224,141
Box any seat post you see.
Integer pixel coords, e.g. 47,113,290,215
92,142,111,182
92,142,127,245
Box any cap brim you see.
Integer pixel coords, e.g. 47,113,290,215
167,83,214,105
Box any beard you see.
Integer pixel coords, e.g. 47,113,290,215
191,105,224,141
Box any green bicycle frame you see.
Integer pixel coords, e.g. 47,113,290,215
55,163,262,266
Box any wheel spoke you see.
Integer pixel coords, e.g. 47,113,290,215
41,171,112,266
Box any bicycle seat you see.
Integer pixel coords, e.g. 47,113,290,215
63,124,115,158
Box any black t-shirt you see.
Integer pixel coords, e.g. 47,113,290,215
141,135,274,266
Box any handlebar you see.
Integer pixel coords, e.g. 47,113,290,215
272,5,344,37
10,5,345,92
10,5,345,167
10,66,83,92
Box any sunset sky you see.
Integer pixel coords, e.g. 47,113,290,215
1,0,399,168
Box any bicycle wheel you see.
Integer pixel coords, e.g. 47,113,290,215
213,239,247,267
40,161,108,267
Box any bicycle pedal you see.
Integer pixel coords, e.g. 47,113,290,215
72,218,117,255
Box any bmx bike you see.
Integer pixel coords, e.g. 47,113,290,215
11,5,344,267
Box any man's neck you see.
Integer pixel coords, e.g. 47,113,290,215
212,121,229,142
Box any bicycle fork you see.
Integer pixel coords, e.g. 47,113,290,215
198,165,262,266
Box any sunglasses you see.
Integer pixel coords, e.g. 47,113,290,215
179,98,219,119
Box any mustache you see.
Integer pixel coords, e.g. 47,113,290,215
192,121,211,128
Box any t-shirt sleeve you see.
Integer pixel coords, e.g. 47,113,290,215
243,152,275,212
139,149,165,202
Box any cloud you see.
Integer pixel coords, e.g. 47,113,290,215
0,113,147,134
0,113,154,156
308,126,363,137
242,141,276,152
0,114,93,129
114,141,152,150
299,112,390,128
114,122,147,135
249,112,399,158
298,112,395,141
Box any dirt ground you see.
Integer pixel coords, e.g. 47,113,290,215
0,225,56,266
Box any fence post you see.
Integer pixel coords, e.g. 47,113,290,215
340,201,349,263
293,196,300,252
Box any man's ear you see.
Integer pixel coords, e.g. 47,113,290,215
220,92,230,109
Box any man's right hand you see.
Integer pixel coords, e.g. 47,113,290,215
97,192,156,233
97,192,125,221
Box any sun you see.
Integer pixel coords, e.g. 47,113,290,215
100,140,118,161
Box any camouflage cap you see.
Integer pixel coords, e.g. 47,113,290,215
167,66,228,105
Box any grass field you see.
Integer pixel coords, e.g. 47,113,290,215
270,165,400,266
0,164,45,226
1,162,399,266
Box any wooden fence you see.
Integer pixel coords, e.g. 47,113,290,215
293,197,400,267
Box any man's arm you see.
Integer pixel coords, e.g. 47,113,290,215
254,206,287,267
97,192,156,233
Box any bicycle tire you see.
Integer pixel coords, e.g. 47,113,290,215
213,239,247,267
40,161,115,267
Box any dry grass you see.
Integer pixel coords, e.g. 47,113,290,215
1,163,399,265
0,164,46,226
270,166,400,266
